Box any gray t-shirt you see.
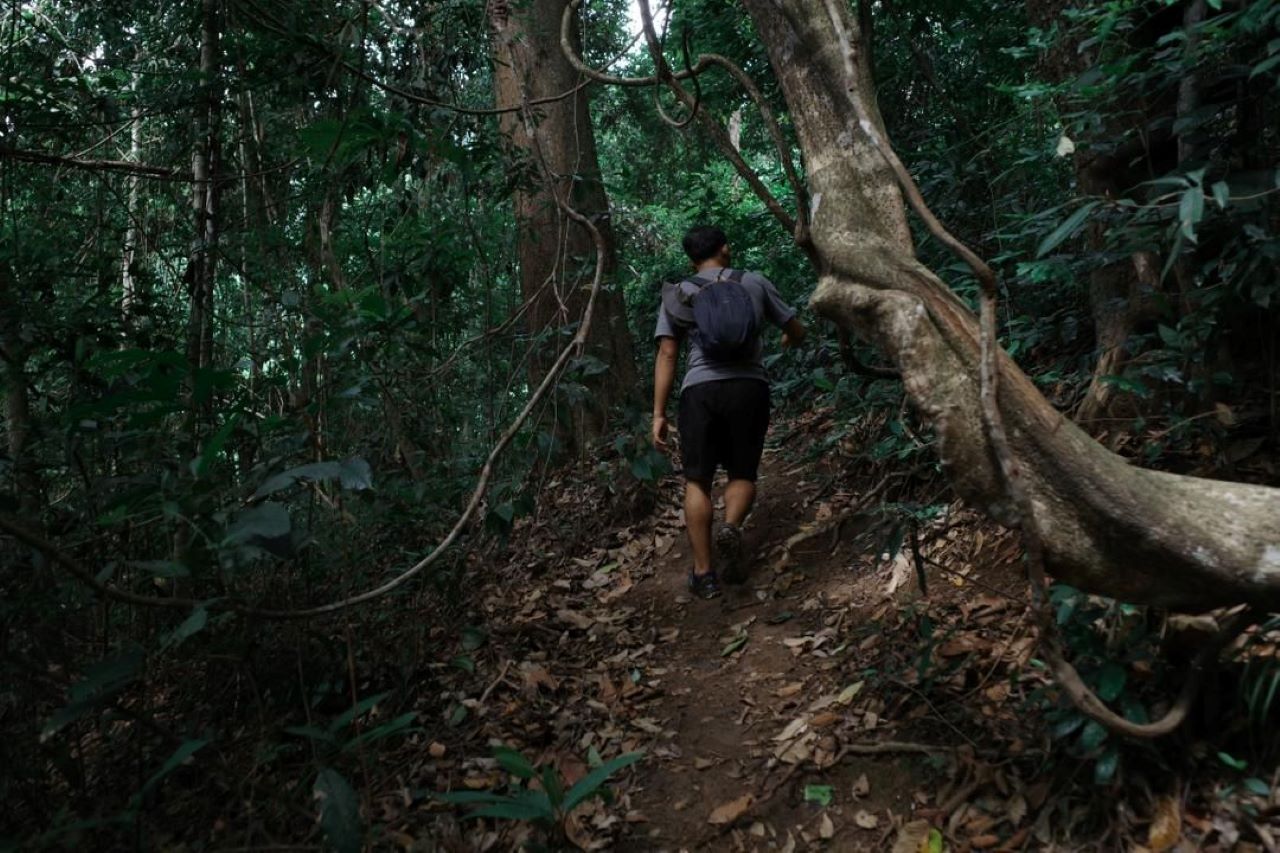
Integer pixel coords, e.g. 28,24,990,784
654,266,797,390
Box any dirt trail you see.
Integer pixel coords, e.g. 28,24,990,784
611,448,955,851
432,423,1277,851
441,428,1036,851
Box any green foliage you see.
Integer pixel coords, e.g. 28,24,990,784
1039,586,1162,785
436,746,644,841
315,768,363,853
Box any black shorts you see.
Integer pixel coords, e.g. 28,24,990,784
677,378,770,485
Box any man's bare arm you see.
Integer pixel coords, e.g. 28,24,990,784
781,316,807,349
652,336,679,448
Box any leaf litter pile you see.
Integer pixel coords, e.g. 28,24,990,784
406,408,1280,851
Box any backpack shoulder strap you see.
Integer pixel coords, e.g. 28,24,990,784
725,268,746,283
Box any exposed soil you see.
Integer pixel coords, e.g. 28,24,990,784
411,420,1066,852
409,414,1280,852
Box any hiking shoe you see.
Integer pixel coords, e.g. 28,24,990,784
687,570,722,600
715,523,745,584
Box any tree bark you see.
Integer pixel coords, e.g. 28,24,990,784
741,0,1280,611
122,71,145,333
185,0,221,376
489,0,637,453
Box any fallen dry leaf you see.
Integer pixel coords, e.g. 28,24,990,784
707,794,754,826
556,609,594,630
852,773,870,798
890,820,933,853
775,682,804,698
774,716,809,741
854,810,879,829
1148,796,1182,852
694,757,715,770
1007,792,1027,826
820,813,835,839
428,742,447,759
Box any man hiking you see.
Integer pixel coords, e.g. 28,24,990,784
652,225,807,599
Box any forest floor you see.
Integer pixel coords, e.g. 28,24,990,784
411,409,1280,852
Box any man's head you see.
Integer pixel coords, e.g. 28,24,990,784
682,225,730,267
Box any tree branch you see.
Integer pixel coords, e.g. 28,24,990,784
0,147,176,178
562,0,810,245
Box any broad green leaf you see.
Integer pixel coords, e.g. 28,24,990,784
1246,777,1271,797
283,725,338,744
223,503,290,546
1036,200,1099,258
1157,324,1183,349
130,738,208,808
467,801,554,822
1093,747,1119,785
1218,751,1248,771
42,648,144,741
493,746,537,780
1179,186,1204,242
561,751,643,814
161,605,208,651
926,828,944,853
314,768,362,853
1211,180,1230,210
541,765,565,808
460,627,487,651
281,459,366,495
337,457,373,490
1250,54,1280,79
344,713,418,750
1078,720,1108,752
328,691,391,733
1096,663,1126,702
1052,714,1086,739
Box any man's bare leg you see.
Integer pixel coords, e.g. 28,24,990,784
724,479,756,528
684,480,715,576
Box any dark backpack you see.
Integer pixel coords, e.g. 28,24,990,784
661,268,759,362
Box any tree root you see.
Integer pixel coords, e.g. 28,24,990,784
771,472,899,572
1038,606,1257,738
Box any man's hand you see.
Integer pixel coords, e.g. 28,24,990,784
652,414,669,450
781,317,807,349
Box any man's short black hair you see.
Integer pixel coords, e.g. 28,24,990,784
682,225,727,263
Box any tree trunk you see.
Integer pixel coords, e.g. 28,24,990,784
741,0,1280,611
489,0,637,453
185,0,220,376
121,70,145,333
